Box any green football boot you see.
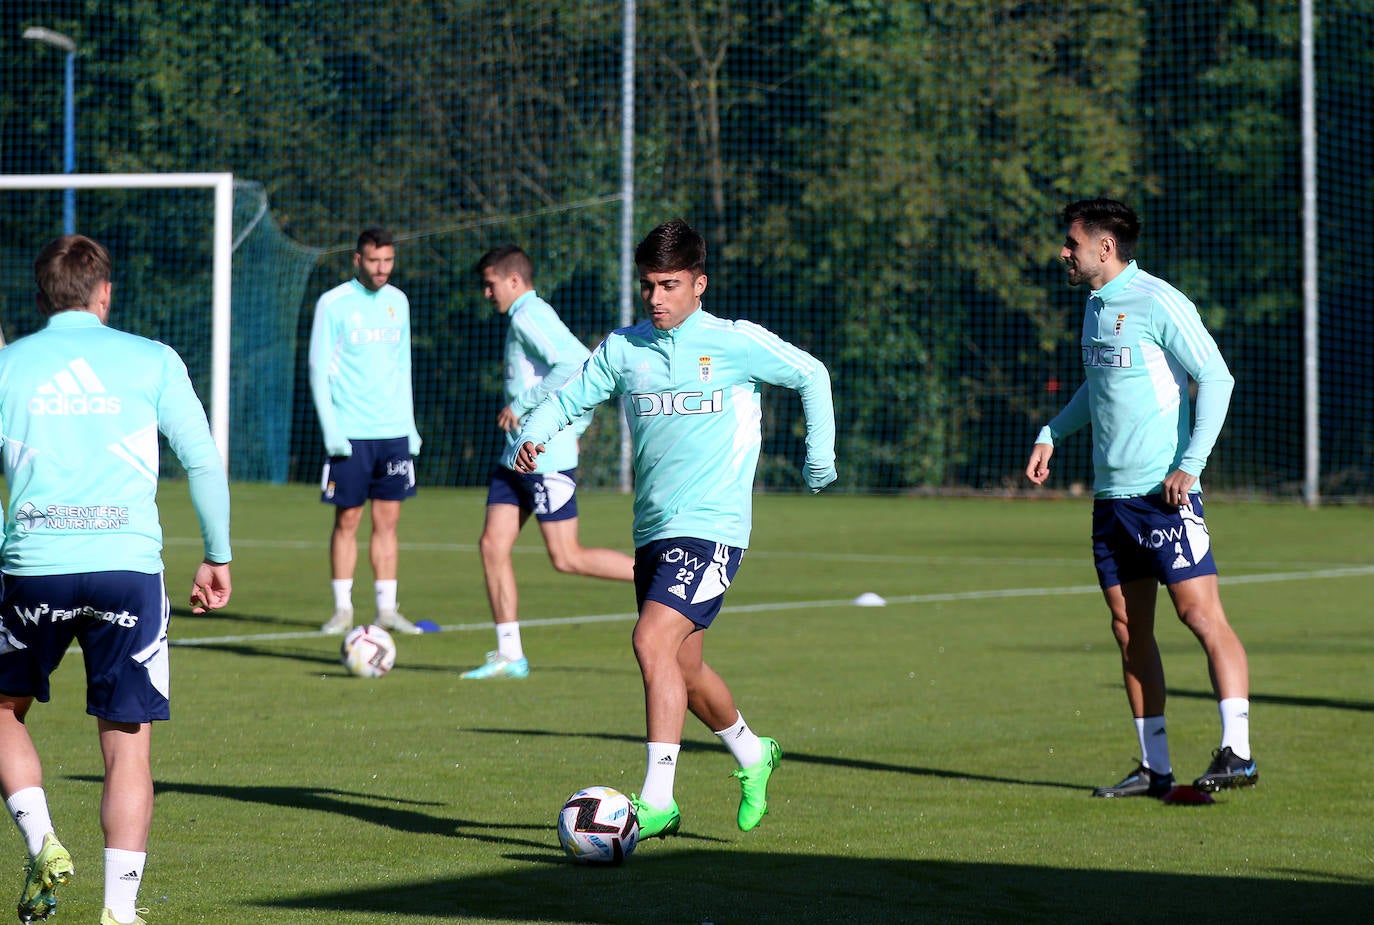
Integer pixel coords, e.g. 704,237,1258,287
733,737,782,831
629,795,681,839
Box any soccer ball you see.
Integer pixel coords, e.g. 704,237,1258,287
557,786,639,864
340,625,397,678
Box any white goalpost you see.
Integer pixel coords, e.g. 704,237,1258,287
0,172,234,469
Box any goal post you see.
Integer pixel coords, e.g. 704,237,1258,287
0,172,233,469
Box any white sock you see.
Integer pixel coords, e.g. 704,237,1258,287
103,847,145,923
640,742,681,809
374,579,398,614
331,579,353,612
1218,697,1251,759
1136,715,1171,775
496,623,523,661
5,787,53,856
714,711,763,768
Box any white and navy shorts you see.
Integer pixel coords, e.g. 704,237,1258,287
634,537,745,629
486,466,579,523
0,570,171,723
321,437,416,507
1092,495,1219,589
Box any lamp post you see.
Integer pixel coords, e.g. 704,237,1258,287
23,26,78,235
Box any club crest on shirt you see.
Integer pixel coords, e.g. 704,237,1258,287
1114,313,1126,336
698,356,712,382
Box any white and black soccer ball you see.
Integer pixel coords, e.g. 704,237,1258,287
557,786,639,864
340,625,397,678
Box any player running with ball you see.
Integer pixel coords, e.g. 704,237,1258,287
509,219,836,838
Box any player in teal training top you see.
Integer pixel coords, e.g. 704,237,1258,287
1025,198,1256,798
309,228,422,637
462,245,633,680
0,235,233,925
510,219,837,838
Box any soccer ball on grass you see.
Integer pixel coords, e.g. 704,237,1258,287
557,786,639,864
340,625,397,678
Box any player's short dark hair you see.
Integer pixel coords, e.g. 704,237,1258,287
474,244,534,284
635,219,706,275
1061,198,1141,262
34,234,111,316
356,227,396,253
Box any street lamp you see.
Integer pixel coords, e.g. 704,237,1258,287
23,26,78,235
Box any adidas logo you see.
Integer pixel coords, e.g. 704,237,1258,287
30,359,122,416
12,810,26,821
668,583,687,600
655,755,675,766
119,870,140,882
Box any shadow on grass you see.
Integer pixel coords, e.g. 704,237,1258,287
73,776,556,851
167,640,469,676
171,636,647,680
465,727,1085,792
1170,686,1374,713
170,642,340,668
259,849,1373,923
170,606,318,629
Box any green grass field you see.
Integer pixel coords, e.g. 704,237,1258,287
24,485,1374,923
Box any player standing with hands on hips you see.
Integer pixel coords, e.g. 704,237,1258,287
509,219,836,837
1026,198,1257,798
0,235,233,925
310,228,423,637
464,245,634,679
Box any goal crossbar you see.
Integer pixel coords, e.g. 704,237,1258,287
0,173,233,469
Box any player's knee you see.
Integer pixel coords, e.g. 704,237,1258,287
631,626,671,667
630,624,652,658
369,515,400,538
548,550,583,575
1177,602,1226,638
478,531,506,563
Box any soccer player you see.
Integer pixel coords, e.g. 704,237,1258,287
463,245,634,679
309,228,422,636
0,235,233,925
1025,198,1257,798
509,219,836,837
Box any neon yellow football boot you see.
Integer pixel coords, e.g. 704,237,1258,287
18,832,73,923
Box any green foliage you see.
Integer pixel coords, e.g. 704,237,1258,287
751,0,1144,486
3,0,1371,495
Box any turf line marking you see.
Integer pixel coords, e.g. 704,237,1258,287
164,536,1368,569
169,564,1374,649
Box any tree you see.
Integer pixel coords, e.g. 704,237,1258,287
758,0,1143,488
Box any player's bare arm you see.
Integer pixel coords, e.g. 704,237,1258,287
1025,443,1054,485
496,406,520,433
